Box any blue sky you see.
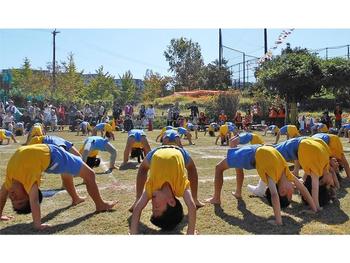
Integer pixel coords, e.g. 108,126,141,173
1,28,350,80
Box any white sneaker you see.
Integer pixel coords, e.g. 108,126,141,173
247,184,265,197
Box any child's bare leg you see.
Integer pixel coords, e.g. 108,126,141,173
79,164,118,211
105,142,117,170
186,159,204,208
69,146,82,157
232,168,244,198
205,158,229,204
61,174,85,206
122,138,134,165
129,162,148,212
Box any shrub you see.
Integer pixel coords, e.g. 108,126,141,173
204,91,240,121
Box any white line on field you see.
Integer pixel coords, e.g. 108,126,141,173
198,174,259,183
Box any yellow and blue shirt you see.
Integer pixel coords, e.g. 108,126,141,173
145,147,191,199
279,125,300,138
238,132,264,145
29,135,73,152
128,129,146,148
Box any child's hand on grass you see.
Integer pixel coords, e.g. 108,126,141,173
0,215,14,221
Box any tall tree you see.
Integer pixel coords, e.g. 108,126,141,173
164,37,204,90
119,70,137,105
55,53,85,102
142,70,172,101
83,66,118,103
11,57,50,98
202,58,232,90
255,45,323,124
321,57,350,102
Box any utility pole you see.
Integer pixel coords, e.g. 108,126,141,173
219,28,223,67
52,29,60,90
264,28,268,54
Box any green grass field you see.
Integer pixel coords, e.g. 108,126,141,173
1,129,350,235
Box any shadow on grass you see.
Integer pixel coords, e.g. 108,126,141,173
118,162,140,171
41,182,86,198
213,199,303,234
126,214,186,235
0,205,97,235
337,177,350,199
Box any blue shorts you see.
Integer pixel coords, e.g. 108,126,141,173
279,125,288,135
44,136,73,151
5,130,12,137
177,127,187,135
95,123,105,131
46,145,83,176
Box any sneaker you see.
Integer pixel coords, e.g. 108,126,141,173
247,184,265,198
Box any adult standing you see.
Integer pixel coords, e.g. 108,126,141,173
334,104,343,130
145,104,155,131
166,105,173,126
172,102,180,127
124,102,134,118
0,101,5,128
187,101,199,123
112,101,123,121
97,102,105,124
57,103,66,131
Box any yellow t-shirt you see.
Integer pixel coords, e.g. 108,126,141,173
28,135,45,145
145,148,190,199
31,125,43,137
319,125,329,133
255,146,294,184
298,138,330,177
104,123,113,132
0,129,7,140
132,142,143,148
219,125,228,136
328,134,344,159
79,145,99,158
5,144,51,193
251,133,264,145
287,125,300,138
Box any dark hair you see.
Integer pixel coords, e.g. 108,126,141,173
265,185,290,208
13,189,43,214
105,131,112,138
221,136,228,146
150,197,184,231
209,130,215,137
302,175,331,207
130,148,144,163
86,157,101,168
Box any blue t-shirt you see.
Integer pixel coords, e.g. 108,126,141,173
274,137,307,162
146,146,190,165
228,125,236,132
279,125,288,135
95,123,105,131
84,136,109,151
43,135,73,151
163,129,179,142
128,129,145,142
268,125,277,131
312,133,330,144
177,127,187,135
46,144,83,176
5,130,12,137
238,132,253,144
227,145,261,169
